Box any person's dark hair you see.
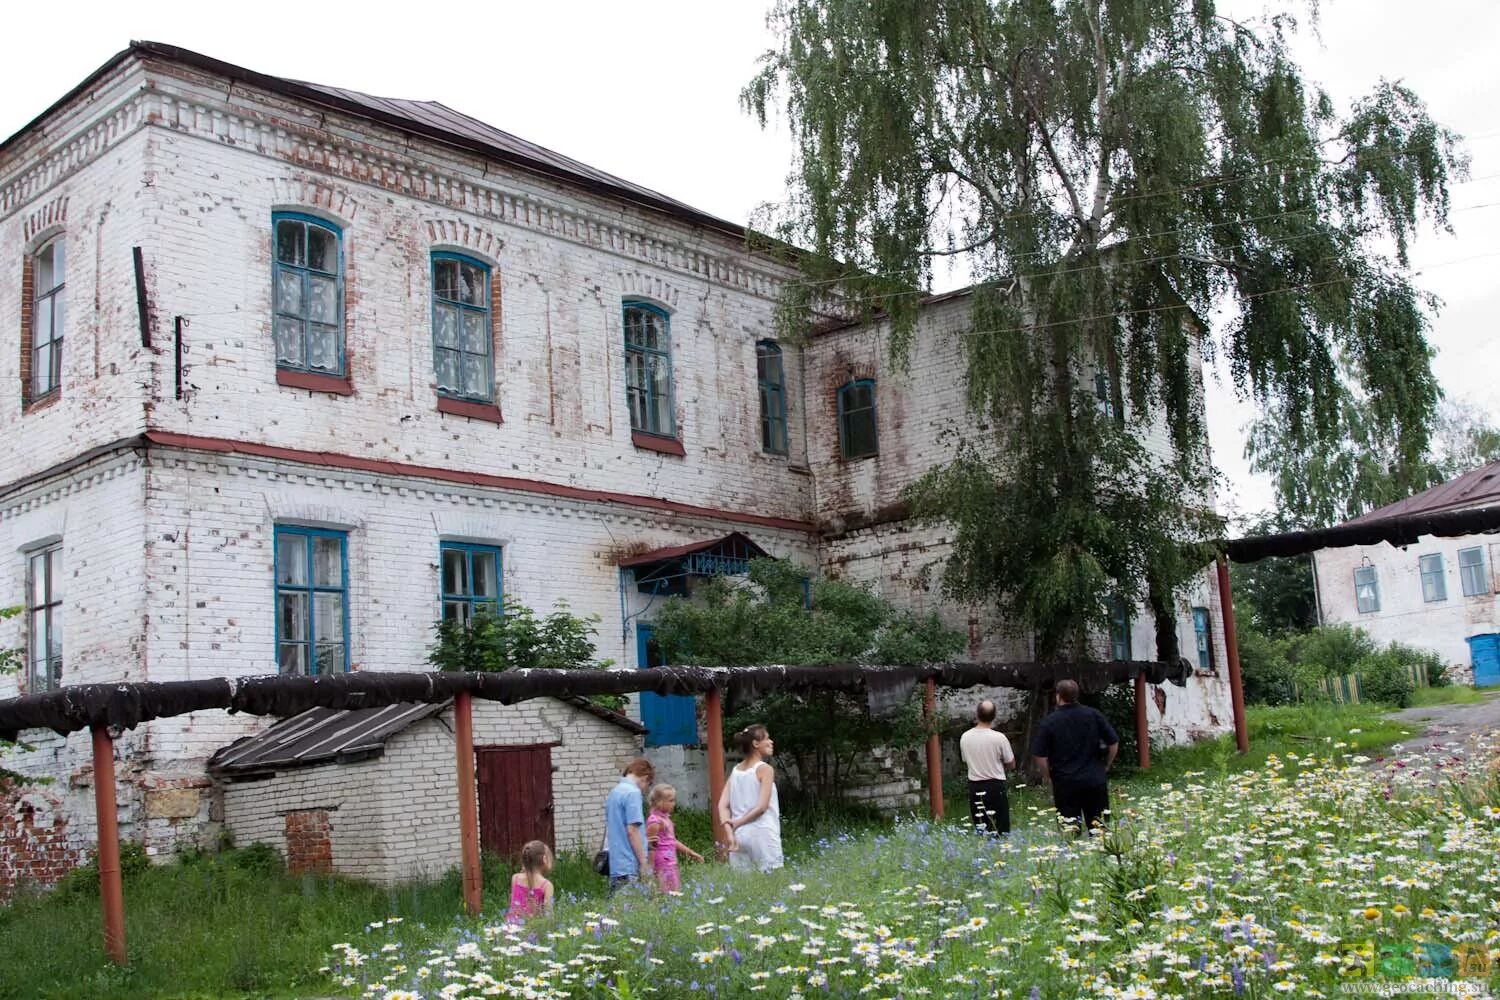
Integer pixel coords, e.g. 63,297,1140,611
623,757,655,782
733,723,769,756
1055,679,1080,704
976,700,997,724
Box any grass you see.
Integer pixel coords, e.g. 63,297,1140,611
1410,684,1494,708
0,702,1449,998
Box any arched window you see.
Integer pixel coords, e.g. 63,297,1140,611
624,301,674,437
272,212,344,375
29,237,65,400
431,252,494,402
837,379,877,460
757,340,788,455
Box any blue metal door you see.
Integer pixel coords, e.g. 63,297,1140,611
637,624,697,746
1468,634,1500,688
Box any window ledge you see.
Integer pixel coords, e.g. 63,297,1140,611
632,431,685,456
22,390,62,415
436,396,504,424
277,369,353,395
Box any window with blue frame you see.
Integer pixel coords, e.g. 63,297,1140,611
1107,597,1131,660
274,525,348,675
624,302,673,436
1459,546,1489,597
440,542,502,623
1419,553,1447,603
757,340,788,455
837,379,877,459
1354,564,1380,613
432,253,493,402
272,212,344,375
1191,606,1213,671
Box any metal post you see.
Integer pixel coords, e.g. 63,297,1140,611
705,687,727,855
1216,554,1250,753
454,692,483,915
924,677,943,819
91,726,126,966
1134,671,1150,769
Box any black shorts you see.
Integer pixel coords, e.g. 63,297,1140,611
1053,780,1109,831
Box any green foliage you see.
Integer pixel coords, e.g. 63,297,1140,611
748,0,1462,657
1249,395,1500,527
428,599,623,710
651,560,963,795
1237,623,1434,708
0,605,32,790
53,842,154,900
1228,515,1317,635
1353,647,1417,709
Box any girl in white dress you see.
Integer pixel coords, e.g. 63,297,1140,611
717,724,783,872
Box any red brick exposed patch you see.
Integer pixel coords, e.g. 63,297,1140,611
0,787,85,902
283,808,333,875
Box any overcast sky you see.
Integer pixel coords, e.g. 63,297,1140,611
4,1,1496,522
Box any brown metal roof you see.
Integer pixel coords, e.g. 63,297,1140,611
208,695,643,777
1344,458,1500,526
2,41,758,247
618,531,769,568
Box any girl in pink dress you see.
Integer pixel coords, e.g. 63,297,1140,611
504,841,554,924
646,784,703,893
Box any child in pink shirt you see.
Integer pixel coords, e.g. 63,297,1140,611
646,784,702,893
504,841,554,923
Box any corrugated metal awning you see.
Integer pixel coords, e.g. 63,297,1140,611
208,701,446,777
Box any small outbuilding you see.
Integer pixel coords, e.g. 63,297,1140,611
209,696,646,885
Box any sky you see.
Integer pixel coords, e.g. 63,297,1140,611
3,1,1496,522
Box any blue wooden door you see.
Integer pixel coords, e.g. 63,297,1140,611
1468,634,1500,688
638,624,697,746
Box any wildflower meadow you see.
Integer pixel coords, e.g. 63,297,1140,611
328,735,1500,999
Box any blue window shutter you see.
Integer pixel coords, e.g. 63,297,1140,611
431,252,495,403
271,212,345,376
274,525,349,675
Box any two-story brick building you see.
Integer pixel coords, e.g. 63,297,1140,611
0,42,1232,892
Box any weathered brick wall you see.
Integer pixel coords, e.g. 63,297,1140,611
0,785,89,901
220,757,386,881
1313,534,1500,668
129,58,814,525
217,699,639,886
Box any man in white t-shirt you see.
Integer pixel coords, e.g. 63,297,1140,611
959,699,1016,835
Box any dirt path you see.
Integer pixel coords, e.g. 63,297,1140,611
1380,691,1500,768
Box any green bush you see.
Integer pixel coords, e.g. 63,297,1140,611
1353,648,1417,708
1238,624,1299,706
54,841,153,898
1289,625,1376,676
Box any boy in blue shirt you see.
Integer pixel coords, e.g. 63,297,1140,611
604,757,654,892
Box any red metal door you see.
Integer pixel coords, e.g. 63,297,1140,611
475,745,555,858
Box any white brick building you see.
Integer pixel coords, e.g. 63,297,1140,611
1312,460,1500,679
0,42,1231,893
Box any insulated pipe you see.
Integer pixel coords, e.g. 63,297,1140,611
1215,555,1251,753
705,688,727,857
91,726,126,966
924,677,943,819
1134,671,1150,769
454,692,483,915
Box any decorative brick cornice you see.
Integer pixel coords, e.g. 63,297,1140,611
269,176,361,223
0,92,151,221
0,451,143,522
619,271,682,311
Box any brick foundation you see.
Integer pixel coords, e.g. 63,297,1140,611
0,786,85,901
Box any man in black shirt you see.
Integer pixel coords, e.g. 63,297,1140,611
1031,679,1119,832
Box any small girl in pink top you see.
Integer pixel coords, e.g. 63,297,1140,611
504,841,554,924
646,784,703,893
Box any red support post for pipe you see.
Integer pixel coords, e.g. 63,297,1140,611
1134,672,1150,770
705,688,727,857
454,691,483,915
924,677,943,819
91,726,126,966
1216,554,1251,753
